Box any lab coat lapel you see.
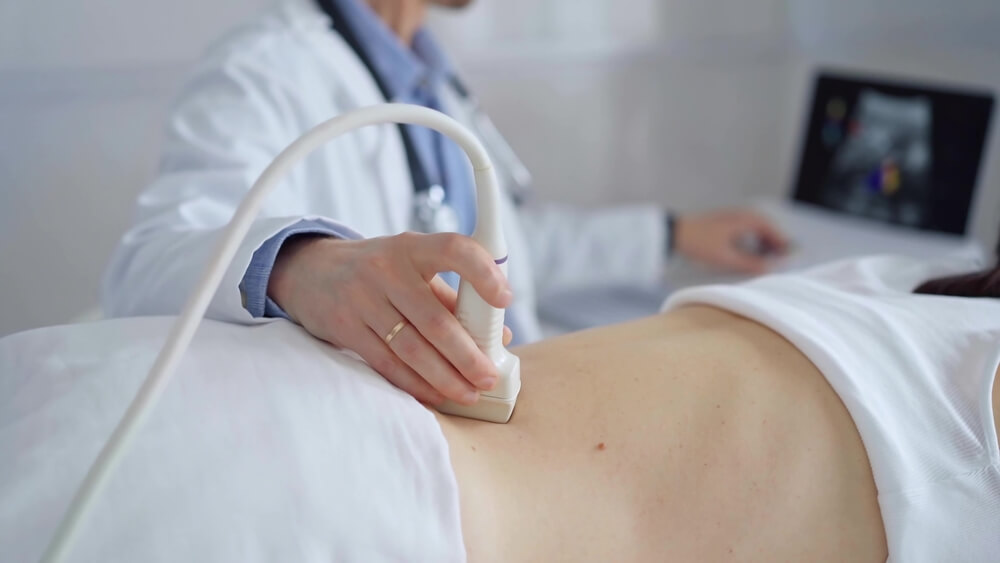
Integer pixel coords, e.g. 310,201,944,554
299,7,414,236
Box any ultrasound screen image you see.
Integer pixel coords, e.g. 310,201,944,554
793,72,994,235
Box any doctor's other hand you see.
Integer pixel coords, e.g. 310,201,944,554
267,232,514,406
674,210,789,274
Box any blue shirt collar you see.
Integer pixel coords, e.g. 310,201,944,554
329,0,451,100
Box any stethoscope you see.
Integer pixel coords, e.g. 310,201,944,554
319,0,533,234
413,75,534,233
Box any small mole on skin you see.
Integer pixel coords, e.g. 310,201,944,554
597,442,606,451
471,445,476,451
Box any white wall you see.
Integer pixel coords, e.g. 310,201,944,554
0,0,270,69
2,0,998,336
0,68,181,334
0,0,269,336
430,0,795,211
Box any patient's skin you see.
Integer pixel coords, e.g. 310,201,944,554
434,306,890,562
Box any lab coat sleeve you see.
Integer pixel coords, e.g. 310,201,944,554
102,40,357,325
516,203,667,296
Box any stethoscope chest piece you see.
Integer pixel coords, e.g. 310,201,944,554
412,184,461,234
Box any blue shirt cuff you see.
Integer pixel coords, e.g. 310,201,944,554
240,219,362,319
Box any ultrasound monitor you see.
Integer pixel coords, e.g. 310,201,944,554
792,71,994,236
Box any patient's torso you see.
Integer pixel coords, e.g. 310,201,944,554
435,306,887,562
663,257,1000,562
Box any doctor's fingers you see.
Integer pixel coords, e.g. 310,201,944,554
406,233,512,309
428,276,514,347
717,249,770,275
738,212,790,251
365,298,482,405
348,326,446,406
385,275,499,392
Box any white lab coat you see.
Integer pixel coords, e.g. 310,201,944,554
102,0,668,343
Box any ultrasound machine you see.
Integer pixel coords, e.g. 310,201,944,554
540,69,996,333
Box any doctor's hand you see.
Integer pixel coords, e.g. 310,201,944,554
268,232,514,406
674,210,789,274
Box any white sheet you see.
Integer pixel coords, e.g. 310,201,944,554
0,317,465,562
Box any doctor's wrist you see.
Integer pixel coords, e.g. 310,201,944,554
664,211,678,257
268,234,338,321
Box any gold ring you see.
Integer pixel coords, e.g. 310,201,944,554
384,320,408,345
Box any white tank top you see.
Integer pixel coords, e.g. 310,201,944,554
664,256,1000,561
